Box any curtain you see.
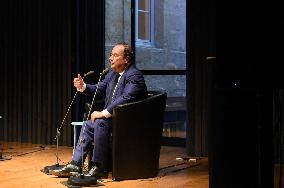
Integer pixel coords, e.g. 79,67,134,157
0,0,72,146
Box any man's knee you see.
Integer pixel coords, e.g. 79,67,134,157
84,120,94,130
94,119,110,127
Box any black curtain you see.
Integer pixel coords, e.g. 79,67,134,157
0,0,105,146
0,0,72,145
187,0,216,156
72,0,105,123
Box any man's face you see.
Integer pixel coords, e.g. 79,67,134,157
109,45,128,73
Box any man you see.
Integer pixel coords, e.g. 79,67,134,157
51,43,147,178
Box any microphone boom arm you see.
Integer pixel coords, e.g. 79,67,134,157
54,71,94,140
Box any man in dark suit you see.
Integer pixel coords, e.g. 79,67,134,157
51,43,147,178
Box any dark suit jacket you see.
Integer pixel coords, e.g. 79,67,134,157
83,64,147,115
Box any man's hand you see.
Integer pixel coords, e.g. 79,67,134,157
73,74,84,90
91,111,105,122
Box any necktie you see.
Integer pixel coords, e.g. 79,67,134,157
106,73,120,106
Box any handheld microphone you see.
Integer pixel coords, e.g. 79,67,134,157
83,71,95,77
83,69,108,77
100,68,109,76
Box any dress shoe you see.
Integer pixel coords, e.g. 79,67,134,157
50,163,81,177
85,165,108,179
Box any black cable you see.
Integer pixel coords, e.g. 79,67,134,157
158,157,201,171
159,164,200,177
14,148,45,157
1,145,45,158
158,162,186,170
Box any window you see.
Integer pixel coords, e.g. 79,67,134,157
135,0,187,142
135,0,154,45
105,0,188,144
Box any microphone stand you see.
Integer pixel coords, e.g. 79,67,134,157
41,71,94,174
0,149,12,161
68,68,108,186
0,118,10,161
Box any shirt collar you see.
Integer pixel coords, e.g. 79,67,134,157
118,71,125,76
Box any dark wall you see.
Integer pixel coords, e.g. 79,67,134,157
0,0,73,145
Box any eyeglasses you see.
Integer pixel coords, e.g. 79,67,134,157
109,53,123,58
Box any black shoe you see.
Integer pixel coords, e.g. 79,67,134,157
86,165,108,179
50,163,81,177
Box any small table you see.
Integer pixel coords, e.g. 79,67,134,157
70,121,93,170
70,122,83,151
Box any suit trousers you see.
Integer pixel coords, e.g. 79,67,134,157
72,118,112,171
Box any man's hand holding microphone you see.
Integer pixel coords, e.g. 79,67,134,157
73,74,84,91
73,74,105,122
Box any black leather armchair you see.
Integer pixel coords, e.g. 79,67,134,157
111,91,167,180
81,91,167,180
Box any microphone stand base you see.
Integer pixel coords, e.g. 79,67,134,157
67,175,98,186
40,163,65,175
0,154,12,161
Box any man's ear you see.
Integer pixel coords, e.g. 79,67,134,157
125,56,130,62
124,57,130,64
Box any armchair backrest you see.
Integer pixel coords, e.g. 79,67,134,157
111,91,167,180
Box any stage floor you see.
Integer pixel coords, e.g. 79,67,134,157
0,142,208,188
